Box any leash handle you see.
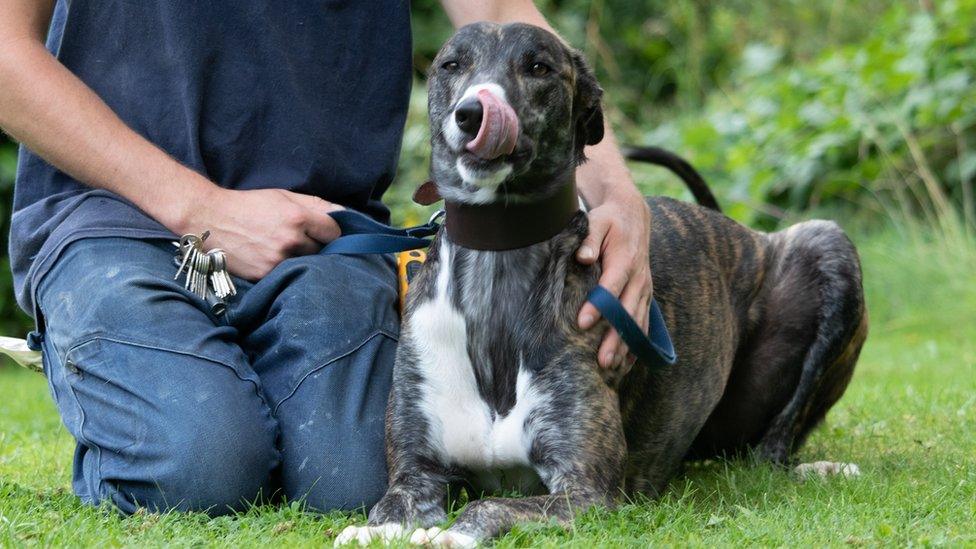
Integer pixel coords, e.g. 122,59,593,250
321,210,439,255
586,285,677,369
322,210,677,367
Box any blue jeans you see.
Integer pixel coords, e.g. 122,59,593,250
36,237,399,515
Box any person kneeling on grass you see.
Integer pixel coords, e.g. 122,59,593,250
0,0,651,514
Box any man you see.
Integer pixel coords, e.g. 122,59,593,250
0,0,652,514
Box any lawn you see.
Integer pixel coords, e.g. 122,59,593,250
1,222,974,547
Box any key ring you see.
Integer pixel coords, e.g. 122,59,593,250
171,231,236,316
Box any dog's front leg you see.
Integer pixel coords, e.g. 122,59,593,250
367,467,449,529
410,489,611,548
336,476,446,547
335,467,450,547
335,383,451,546
415,374,627,547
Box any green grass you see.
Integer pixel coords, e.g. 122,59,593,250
1,221,975,547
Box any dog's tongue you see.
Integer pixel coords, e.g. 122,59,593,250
465,89,519,160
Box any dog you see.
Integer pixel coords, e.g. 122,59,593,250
337,22,867,547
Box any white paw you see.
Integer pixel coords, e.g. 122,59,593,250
409,527,441,545
334,523,405,546
794,461,861,479
409,527,477,548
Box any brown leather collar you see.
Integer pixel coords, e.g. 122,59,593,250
438,179,581,251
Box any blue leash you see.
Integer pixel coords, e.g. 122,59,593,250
323,210,676,369
321,210,441,254
585,286,676,368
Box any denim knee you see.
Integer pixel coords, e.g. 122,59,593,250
272,332,395,513
302,456,388,513
46,338,279,516
109,404,278,515
35,238,280,515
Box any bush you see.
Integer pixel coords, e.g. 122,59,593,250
411,0,894,118
633,0,976,229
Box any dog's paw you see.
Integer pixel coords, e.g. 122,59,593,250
334,523,406,546
409,527,477,548
793,461,861,479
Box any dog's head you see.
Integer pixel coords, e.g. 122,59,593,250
427,22,604,204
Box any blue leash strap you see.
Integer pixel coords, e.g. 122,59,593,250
321,210,439,254
586,285,677,369
323,209,677,368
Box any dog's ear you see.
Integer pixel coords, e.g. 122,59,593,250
571,49,605,157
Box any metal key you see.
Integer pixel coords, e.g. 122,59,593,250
191,249,212,299
208,250,236,299
173,231,210,282
174,236,198,282
173,231,213,299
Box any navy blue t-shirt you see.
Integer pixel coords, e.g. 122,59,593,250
9,1,413,315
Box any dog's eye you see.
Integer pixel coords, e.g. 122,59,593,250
441,60,460,72
529,62,552,77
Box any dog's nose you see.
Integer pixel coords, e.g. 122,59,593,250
454,98,484,136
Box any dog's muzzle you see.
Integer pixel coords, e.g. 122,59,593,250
455,88,519,160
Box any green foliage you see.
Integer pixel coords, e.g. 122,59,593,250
410,0,894,118
634,1,976,228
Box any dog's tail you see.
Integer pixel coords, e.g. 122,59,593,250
623,145,721,212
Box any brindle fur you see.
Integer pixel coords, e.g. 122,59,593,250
360,22,867,545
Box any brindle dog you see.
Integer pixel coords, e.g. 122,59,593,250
337,22,867,547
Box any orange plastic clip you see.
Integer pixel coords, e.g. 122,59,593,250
396,249,427,314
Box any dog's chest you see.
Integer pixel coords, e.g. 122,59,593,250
407,243,547,472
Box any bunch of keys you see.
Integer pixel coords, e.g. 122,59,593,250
173,231,237,314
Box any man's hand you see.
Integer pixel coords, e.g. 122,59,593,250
575,121,653,372
177,188,343,281
576,188,652,370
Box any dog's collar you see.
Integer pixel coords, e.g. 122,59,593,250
415,177,580,251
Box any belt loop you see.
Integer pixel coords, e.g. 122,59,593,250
28,294,48,351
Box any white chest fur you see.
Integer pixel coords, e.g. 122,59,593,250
407,242,543,470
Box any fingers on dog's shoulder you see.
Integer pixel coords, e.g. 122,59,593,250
578,215,611,263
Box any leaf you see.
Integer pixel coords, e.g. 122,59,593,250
799,100,834,127
944,155,976,185
740,43,783,77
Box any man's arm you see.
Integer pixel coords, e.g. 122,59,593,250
0,0,340,280
441,0,653,369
